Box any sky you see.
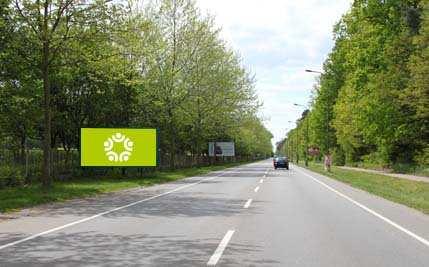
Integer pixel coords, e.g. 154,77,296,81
196,0,352,148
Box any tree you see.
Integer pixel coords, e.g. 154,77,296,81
1,0,273,185
10,0,123,187
403,0,429,165
285,0,428,168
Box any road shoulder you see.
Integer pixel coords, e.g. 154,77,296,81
292,164,429,244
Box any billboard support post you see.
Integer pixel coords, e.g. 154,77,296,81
214,141,217,165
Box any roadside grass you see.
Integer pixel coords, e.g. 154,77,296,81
302,162,429,215
343,161,429,177
0,162,246,213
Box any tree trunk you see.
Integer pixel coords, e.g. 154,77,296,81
41,6,52,188
20,135,26,164
42,59,52,187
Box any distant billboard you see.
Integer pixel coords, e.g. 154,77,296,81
209,142,235,157
81,128,157,166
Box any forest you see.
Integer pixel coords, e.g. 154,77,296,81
0,0,273,187
278,0,428,173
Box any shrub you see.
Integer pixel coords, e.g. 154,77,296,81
391,163,416,174
332,147,345,166
0,165,25,188
414,146,429,166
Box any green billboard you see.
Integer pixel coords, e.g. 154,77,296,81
81,128,157,167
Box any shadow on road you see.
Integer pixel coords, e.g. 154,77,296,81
0,231,265,266
0,165,274,266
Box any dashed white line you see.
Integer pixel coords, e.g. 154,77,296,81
244,199,253,208
207,230,235,266
254,186,260,193
259,179,264,184
0,171,231,251
294,167,429,248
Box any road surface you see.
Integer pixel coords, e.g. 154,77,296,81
0,160,428,266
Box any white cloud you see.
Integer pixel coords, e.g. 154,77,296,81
196,0,352,148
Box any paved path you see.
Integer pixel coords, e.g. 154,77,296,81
0,160,428,266
339,166,429,183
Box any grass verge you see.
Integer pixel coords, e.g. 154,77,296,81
0,162,247,213
349,162,429,177
302,162,429,215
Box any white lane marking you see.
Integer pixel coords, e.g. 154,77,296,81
207,230,235,266
263,175,266,178
244,199,252,209
0,171,231,251
259,179,264,184
254,186,260,193
294,167,429,248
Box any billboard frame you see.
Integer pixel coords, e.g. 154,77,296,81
79,127,160,168
208,141,235,157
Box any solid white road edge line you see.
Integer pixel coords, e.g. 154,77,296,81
254,186,260,193
244,199,252,209
294,166,429,248
207,230,235,266
0,171,232,251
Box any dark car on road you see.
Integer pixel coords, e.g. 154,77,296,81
273,156,289,170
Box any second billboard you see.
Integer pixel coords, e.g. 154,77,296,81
208,142,235,157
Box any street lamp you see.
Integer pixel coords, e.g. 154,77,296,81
305,69,323,74
284,128,289,159
305,69,332,155
287,121,297,163
294,103,309,167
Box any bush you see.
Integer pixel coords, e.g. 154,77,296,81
332,147,345,166
0,165,25,189
391,163,417,174
414,146,429,166
361,151,388,168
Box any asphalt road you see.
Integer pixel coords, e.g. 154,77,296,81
0,160,428,266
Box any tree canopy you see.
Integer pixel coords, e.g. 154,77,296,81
279,0,428,169
0,0,273,186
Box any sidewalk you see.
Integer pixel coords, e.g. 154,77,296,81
339,166,429,183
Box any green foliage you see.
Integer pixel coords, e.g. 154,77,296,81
332,147,346,166
0,0,272,184
279,0,428,171
0,165,25,189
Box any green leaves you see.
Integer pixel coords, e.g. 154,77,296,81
0,0,273,177
280,0,428,167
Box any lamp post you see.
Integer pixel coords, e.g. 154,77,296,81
305,69,323,74
305,68,331,156
284,128,289,159
294,104,309,167
287,121,297,163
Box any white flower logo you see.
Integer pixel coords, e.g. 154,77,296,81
104,133,133,162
